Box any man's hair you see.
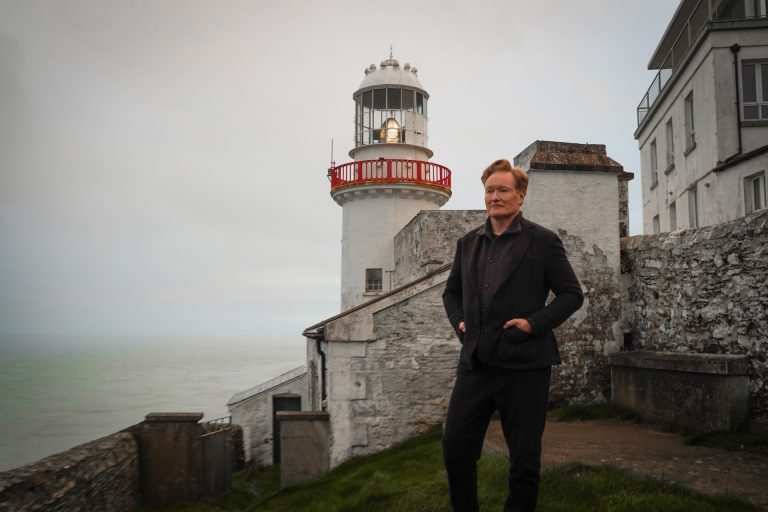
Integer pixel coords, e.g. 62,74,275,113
480,159,528,194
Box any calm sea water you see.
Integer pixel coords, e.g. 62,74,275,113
0,336,305,471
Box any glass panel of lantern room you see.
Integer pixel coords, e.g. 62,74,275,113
387,88,401,110
373,88,386,109
362,90,373,145
402,89,414,110
416,93,424,114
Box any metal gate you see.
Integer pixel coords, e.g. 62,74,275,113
200,425,233,498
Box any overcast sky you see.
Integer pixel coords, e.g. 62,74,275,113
0,0,678,339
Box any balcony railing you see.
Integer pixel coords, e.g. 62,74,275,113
328,158,451,193
636,0,768,126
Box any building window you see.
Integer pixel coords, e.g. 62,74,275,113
665,118,675,171
650,139,658,187
684,92,696,153
653,215,660,234
742,62,768,121
745,171,766,214
745,0,768,18
669,201,677,231
688,187,699,228
365,268,383,292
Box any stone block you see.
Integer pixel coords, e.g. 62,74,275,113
134,412,203,507
277,412,330,487
610,351,750,431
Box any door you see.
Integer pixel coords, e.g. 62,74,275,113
272,394,301,465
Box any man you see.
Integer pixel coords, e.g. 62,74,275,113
442,159,584,512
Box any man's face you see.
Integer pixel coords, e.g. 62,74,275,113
484,171,524,220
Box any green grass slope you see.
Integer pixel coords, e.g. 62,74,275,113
148,425,758,512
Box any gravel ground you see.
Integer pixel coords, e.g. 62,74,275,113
484,419,768,510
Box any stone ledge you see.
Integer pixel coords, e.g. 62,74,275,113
144,412,204,423
609,351,748,375
276,411,330,422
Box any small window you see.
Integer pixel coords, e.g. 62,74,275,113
742,62,768,121
665,119,675,170
402,89,415,110
745,171,766,214
650,139,658,186
653,215,660,234
365,268,383,292
684,92,696,151
688,187,699,228
669,201,677,231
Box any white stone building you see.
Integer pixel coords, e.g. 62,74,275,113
636,0,768,234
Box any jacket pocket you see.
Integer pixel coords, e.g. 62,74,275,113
497,327,540,364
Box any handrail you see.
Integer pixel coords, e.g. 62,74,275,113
328,158,451,192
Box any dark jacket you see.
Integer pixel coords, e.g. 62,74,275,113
442,215,584,370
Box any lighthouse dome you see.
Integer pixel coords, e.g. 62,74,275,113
358,57,426,94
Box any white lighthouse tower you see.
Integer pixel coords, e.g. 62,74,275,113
329,54,452,311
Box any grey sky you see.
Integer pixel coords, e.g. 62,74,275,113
0,0,677,338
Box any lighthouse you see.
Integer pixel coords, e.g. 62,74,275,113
328,54,452,311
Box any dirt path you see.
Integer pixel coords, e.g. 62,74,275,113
484,420,768,510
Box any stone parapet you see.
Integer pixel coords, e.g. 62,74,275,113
0,432,139,512
620,209,768,418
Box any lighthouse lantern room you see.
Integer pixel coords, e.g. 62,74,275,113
328,54,452,311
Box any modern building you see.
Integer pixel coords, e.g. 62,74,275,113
635,0,768,233
328,54,452,311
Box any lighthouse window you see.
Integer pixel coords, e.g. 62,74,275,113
387,88,401,109
373,88,387,109
361,90,372,109
402,89,414,110
416,93,425,114
365,268,383,292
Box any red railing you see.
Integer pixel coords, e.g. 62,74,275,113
328,159,451,193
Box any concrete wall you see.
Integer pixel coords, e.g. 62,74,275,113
393,209,486,287
0,432,139,512
227,367,308,467
610,351,750,431
277,412,330,487
620,209,768,417
637,24,768,233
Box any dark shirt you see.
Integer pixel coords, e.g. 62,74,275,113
476,214,522,364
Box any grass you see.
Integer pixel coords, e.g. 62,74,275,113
678,428,768,453
143,424,759,512
547,403,641,422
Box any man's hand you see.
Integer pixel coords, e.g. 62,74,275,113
503,318,532,333
458,321,466,332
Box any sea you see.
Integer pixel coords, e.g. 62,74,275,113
0,335,306,472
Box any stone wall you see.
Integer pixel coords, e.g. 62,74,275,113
357,284,460,456
393,209,622,406
0,432,139,512
548,228,621,405
621,210,768,417
393,210,486,287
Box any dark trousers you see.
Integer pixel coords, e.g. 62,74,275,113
442,363,551,512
